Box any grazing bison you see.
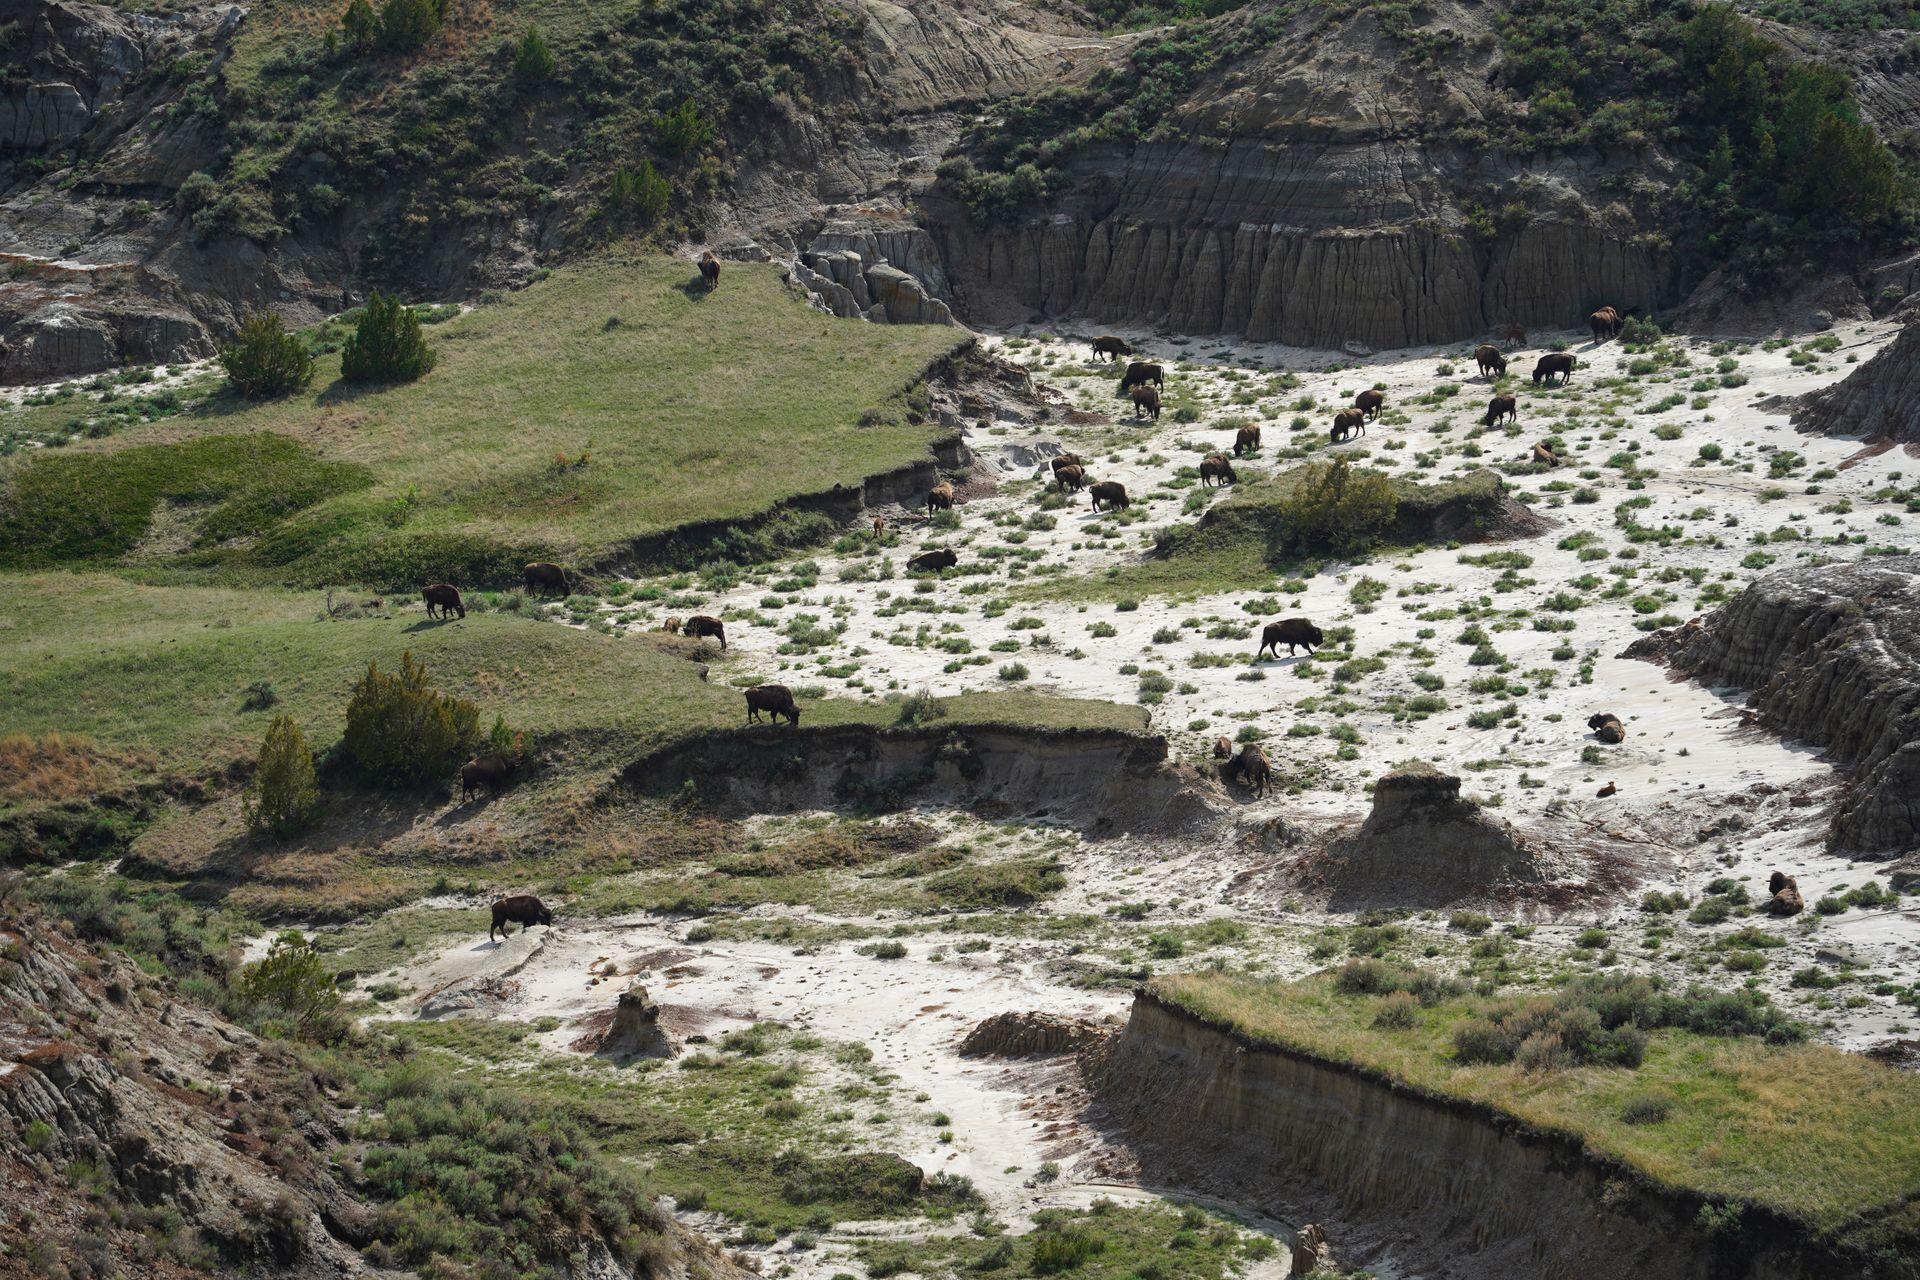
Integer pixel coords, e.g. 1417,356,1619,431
661,616,683,634
1051,453,1084,474
1213,735,1234,760
1483,394,1518,427
523,562,570,596
1587,712,1625,743
1233,744,1273,799
1233,425,1262,456
461,752,516,802
907,548,958,573
1199,454,1237,487
683,615,726,648
1054,464,1088,493
1475,344,1508,378
1330,407,1366,443
422,583,466,619
745,683,800,726
1588,306,1623,342
1533,353,1576,385
1354,388,1385,420
1118,361,1164,394
1092,335,1133,362
1089,480,1129,512
1130,384,1161,421
1257,618,1323,660
490,894,552,942
699,251,720,290
926,481,955,515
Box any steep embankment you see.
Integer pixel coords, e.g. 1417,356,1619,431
1644,555,1920,857
1794,318,1920,441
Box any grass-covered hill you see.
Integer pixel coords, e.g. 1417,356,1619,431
0,257,965,589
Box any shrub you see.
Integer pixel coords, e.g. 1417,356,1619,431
608,161,671,223
243,714,320,838
340,292,436,383
340,0,379,50
379,0,443,51
341,650,483,786
654,98,714,157
1620,1093,1672,1125
1030,1228,1103,1275
218,311,314,400
1374,990,1418,1029
1334,957,1404,994
512,26,556,83
235,930,341,1035
1277,458,1399,554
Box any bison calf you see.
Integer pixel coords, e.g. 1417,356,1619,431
1130,384,1161,420
1233,744,1273,799
461,752,516,802
422,583,466,619
490,894,552,941
1482,394,1517,427
1054,464,1088,493
745,683,800,726
1258,618,1323,660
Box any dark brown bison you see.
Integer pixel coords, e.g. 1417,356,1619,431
926,481,955,515
699,251,720,289
1050,453,1084,475
1767,873,1805,917
1054,464,1088,493
1118,361,1164,393
745,683,800,726
1257,618,1323,660
422,583,465,619
1089,480,1129,512
1130,384,1161,421
1233,425,1262,457
1233,744,1273,799
1354,388,1385,420
1483,394,1518,427
1198,454,1236,487
523,562,570,596
1092,335,1133,362
907,548,958,573
1475,344,1508,378
461,752,516,802
1534,353,1576,385
1213,735,1234,760
1587,712,1625,743
1588,306,1622,342
1330,407,1366,443
683,615,726,648
1532,442,1561,467
490,894,552,942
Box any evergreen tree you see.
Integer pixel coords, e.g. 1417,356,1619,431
341,292,437,383
243,714,320,838
217,311,315,401
513,26,556,83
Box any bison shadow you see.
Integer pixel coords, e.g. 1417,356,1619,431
402,616,463,634
677,275,716,300
1253,653,1310,668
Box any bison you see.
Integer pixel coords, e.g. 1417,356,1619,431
1483,394,1518,427
683,615,726,648
872,516,886,537
1257,618,1323,660
1587,712,1625,744
1330,407,1366,443
1130,384,1161,421
1355,388,1385,420
461,752,516,802
1199,454,1236,487
1233,424,1262,457
1475,344,1508,378
523,562,570,596
1596,781,1618,798
1118,361,1164,394
699,251,720,290
1502,323,1528,347
422,583,466,619
1091,335,1133,362
1767,872,1805,917
661,616,683,634
1532,442,1561,467
1233,744,1273,799
1213,735,1234,760
907,548,958,573
926,481,955,515
1051,453,1084,475
490,894,552,942
1089,480,1129,512
1533,353,1576,385
1588,306,1623,342
1054,464,1088,493
745,683,800,726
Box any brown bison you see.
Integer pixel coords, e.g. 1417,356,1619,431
1483,394,1518,427
1054,464,1088,493
461,752,516,802
422,583,466,619
683,615,726,648
872,516,886,537
1767,872,1805,917
490,894,552,942
699,251,720,289
1475,344,1508,378
926,481,955,515
523,562,570,596
1213,735,1234,760
1092,335,1133,362
1233,744,1273,799
1233,425,1262,457
1257,618,1323,660
1588,306,1623,342
1330,407,1366,443
1596,781,1618,798
1502,324,1528,347
1587,712,1625,743
1198,454,1236,487
745,683,800,726
1354,388,1385,420
1532,442,1561,467
1051,453,1084,474
1130,384,1161,421
661,616,683,634
1533,353,1576,385
907,548,958,573
1089,480,1129,512
1118,361,1164,393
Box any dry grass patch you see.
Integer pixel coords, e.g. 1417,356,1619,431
0,732,149,803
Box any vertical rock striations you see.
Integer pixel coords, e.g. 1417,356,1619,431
1794,320,1920,442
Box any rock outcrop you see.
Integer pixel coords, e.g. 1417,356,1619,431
958,1010,1106,1058
1652,556,1920,857
1794,320,1920,442
599,981,676,1059
1319,761,1544,906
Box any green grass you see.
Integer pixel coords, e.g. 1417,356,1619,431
0,257,964,588
1151,972,1920,1235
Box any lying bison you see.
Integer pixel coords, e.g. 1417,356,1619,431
422,583,466,619
907,548,958,573
1532,442,1561,467
926,481,955,515
1117,361,1163,394
699,251,720,289
1354,388,1384,420
1482,394,1517,427
1330,407,1366,443
1130,384,1161,421
1091,335,1132,362
1233,424,1261,456
490,894,552,942
1199,454,1236,487
1089,480,1129,512
1533,353,1576,385
1054,464,1088,493
1258,618,1323,659
745,683,800,725
1475,344,1507,378
1588,712,1625,743
683,615,726,648
461,752,516,802
1767,870,1805,917
524,562,570,596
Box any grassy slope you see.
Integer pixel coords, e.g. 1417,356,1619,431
1151,972,1920,1235
0,257,965,587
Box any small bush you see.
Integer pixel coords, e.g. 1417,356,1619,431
235,930,341,1036
379,0,443,52
218,311,315,402
243,714,320,839
1374,991,1418,1029
512,25,556,82
1620,1094,1672,1125
1277,458,1399,555
341,650,483,786
608,161,671,223
340,292,436,384
1030,1228,1104,1275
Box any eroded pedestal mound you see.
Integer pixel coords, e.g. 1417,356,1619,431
1320,762,1544,906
